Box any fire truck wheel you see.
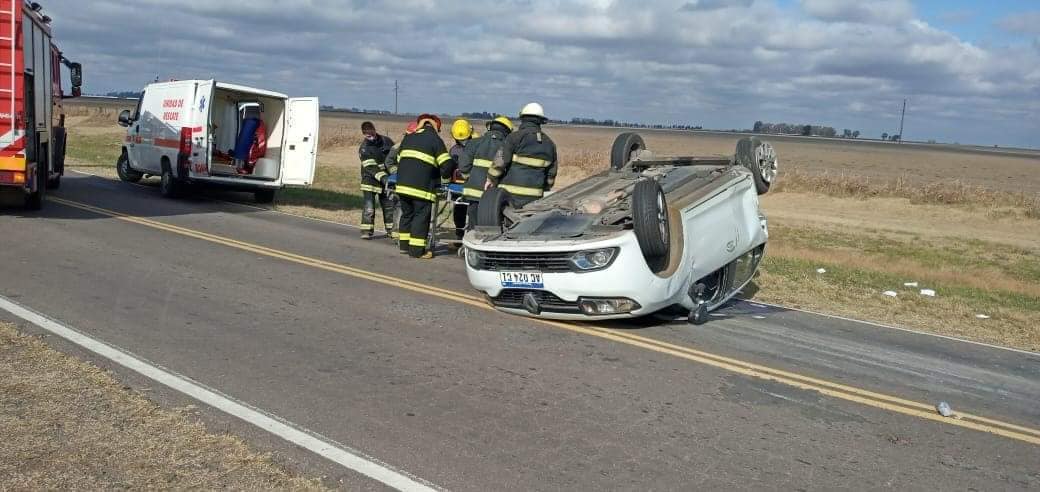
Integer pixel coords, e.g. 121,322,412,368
46,176,61,190
25,164,45,211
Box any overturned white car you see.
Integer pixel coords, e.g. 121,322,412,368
462,133,778,323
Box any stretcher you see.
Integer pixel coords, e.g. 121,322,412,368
386,175,468,254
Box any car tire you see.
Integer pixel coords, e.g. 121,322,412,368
632,178,670,260
610,132,646,171
735,137,777,195
116,151,143,183
254,189,276,204
476,187,512,228
24,162,45,210
159,164,182,198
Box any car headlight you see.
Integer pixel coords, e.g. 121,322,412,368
569,248,618,271
466,247,481,268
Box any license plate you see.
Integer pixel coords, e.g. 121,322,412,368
500,271,544,289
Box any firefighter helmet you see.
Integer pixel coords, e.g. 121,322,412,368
451,119,473,140
519,102,545,119
489,116,514,132
416,113,442,131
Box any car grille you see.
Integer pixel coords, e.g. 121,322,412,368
490,289,581,313
475,251,574,272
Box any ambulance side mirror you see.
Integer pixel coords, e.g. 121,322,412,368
118,109,132,127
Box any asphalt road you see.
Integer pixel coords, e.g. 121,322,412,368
1,172,1038,490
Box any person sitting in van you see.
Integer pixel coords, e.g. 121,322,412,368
234,106,267,174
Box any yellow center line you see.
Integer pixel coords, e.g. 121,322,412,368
49,196,1040,446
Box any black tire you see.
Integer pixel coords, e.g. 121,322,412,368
25,162,45,210
159,162,182,198
632,179,670,259
254,189,276,204
476,187,511,228
734,137,777,195
46,175,61,190
52,126,66,178
116,151,143,183
610,132,646,171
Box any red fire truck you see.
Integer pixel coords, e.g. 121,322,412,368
0,0,81,209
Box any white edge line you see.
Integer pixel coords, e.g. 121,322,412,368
0,294,438,492
65,170,1038,357
737,299,1040,358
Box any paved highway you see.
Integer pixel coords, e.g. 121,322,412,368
1,172,1038,490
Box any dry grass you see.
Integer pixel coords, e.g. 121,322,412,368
0,322,323,489
774,168,1040,218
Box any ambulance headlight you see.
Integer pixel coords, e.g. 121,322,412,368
569,248,618,271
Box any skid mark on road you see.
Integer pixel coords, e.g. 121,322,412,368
49,196,1040,447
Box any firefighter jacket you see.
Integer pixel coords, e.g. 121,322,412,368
359,134,395,193
394,123,454,201
458,128,509,200
489,119,558,199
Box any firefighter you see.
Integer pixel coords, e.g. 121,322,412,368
379,121,417,241
358,121,396,240
459,116,513,228
395,114,455,259
448,119,475,241
487,102,558,208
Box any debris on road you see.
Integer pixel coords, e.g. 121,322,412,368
883,290,898,298
976,314,991,319
816,268,827,274
936,401,954,417
920,289,936,297
904,282,918,287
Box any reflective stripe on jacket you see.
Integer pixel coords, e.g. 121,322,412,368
395,124,454,202
458,129,508,199
489,120,558,198
358,135,394,191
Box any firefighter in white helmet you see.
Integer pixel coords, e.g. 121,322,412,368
487,102,558,208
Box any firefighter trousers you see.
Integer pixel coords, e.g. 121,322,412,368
453,202,468,239
398,196,432,257
465,199,479,232
361,190,395,235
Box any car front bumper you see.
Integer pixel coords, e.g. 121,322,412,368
463,232,685,320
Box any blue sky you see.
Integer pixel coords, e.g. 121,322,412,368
45,0,1040,148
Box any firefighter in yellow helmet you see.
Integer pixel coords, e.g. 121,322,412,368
395,114,455,258
447,119,476,241
458,116,514,228
487,103,558,208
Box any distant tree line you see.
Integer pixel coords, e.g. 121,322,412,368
104,91,143,99
880,132,901,141
753,121,849,138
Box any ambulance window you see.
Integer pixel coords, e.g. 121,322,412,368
133,91,145,121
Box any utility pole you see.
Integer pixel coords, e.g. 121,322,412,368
898,98,906,144
394,80,399,115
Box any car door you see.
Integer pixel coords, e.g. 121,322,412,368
280,97,319,186
126,92,146,170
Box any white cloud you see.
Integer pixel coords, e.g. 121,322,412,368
800,0,914,24
38,0,1040,147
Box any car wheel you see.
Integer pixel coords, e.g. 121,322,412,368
24,163,45,210
116,151,143,183
159,166,181,198
254,189,276,204
632,178,670,261
735,137,777,195
610,132,646,171
476,187,512,228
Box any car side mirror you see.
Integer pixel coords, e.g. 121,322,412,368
118,109,131,127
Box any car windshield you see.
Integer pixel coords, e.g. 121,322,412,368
505,211,595,239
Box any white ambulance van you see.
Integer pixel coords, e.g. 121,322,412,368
116,80,318,203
